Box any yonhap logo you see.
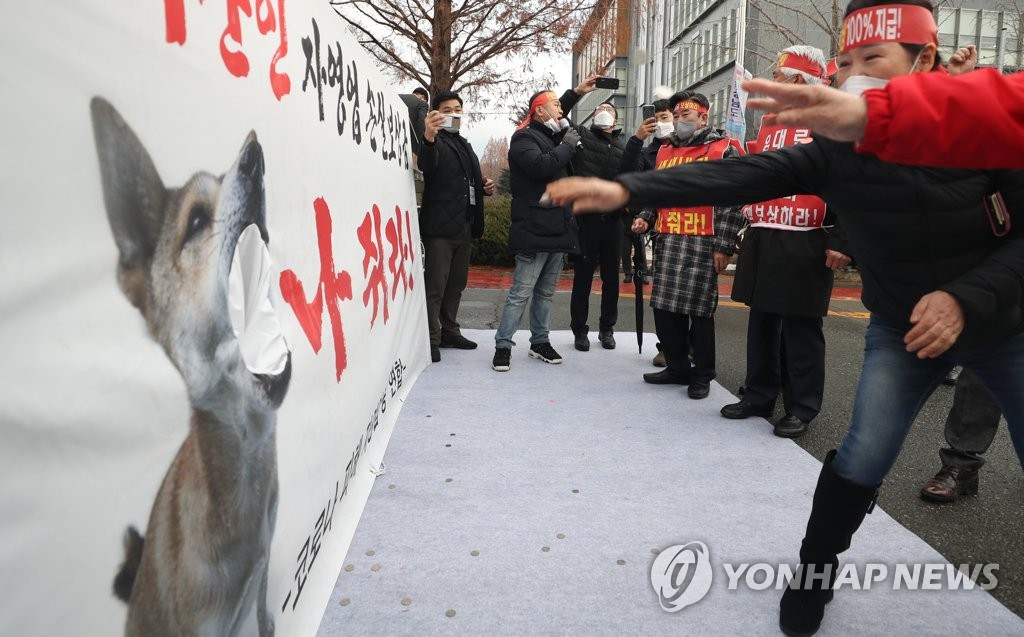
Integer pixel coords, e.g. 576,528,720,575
650,541,714,612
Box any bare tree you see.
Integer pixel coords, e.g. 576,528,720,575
329,0,596,105
479,136,509,181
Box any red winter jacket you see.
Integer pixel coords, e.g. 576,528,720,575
857,69,1024,169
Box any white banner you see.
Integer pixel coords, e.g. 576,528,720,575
725,61,753,141
0,2,426,636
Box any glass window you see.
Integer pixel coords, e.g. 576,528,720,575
979,11,1000,61
937,7,957,38
730,9,737,52
960,8,979,47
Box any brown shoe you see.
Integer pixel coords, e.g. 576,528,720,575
652,351,667,367
919,465,979,503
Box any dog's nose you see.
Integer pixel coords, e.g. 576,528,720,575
238,140,265,180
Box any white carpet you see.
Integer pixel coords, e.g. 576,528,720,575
316,330,1023,636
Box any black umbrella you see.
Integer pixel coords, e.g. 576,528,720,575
633,267,644,354
632,231,649,354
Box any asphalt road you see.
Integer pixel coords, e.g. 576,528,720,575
455,274,1024,619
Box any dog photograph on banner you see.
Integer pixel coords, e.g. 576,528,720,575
1,3,427,636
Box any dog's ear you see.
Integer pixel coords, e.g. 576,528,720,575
90,97,167,313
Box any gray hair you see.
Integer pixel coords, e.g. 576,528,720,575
777,45,827,85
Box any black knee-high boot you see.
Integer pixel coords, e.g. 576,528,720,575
779,450,880,637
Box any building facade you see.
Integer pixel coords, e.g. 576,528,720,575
570,0,632,124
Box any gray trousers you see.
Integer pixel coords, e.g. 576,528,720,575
423,223,472,346
940,368,1002,470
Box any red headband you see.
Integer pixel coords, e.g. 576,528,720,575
674,100,708,115
839,5,938,53
517,91,558,130
776,52,824,78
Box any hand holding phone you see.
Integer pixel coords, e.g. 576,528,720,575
641,104,655,120
441,114,462,131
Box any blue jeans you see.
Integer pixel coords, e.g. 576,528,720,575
495,252,564,349
834,315,1024,486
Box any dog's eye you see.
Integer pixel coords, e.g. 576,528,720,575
183,204,211,245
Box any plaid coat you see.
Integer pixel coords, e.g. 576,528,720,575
640,128,744,318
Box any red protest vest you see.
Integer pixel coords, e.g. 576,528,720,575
743,120,827,230
654,138,738,236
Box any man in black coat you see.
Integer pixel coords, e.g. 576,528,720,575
718,46,852,439
419,90,494,363
559,77,628,351
492,89,580,372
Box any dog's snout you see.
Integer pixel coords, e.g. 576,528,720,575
239,140,265,180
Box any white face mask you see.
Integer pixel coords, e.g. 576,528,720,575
593,111,615,128
543,117,562,133
654,121,675,139
839,51,924,97
839,75,890,97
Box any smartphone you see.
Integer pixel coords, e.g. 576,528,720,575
641,104,655,120
441,114,462,130
595,76,620,89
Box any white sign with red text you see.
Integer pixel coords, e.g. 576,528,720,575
0,3,425,636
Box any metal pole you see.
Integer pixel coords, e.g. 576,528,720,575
736,0,747,68
997,25,1007,73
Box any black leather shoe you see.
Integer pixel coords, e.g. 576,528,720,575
439,334,478,350
720,399,774,420
599,330,616,350
623,273,632,283
430,345,441,363
643,369,688,385
774,414,810,438
943,365,962,386
574,332,590,352
688,381,710,399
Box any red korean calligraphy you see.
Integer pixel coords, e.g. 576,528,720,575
164,0,291,100
357,204,389,327
279,197,354,382
358,205,417,328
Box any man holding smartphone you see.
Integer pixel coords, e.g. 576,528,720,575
419,90,495,363
559,75,629,352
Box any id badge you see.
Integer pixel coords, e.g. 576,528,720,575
468,182,476,205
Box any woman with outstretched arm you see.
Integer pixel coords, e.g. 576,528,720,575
742,68,1024,169
546,2,1024,635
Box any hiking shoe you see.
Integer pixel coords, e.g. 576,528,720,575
528,342,563,364
599,330,616,350
492,348,511,372
574,332,590,352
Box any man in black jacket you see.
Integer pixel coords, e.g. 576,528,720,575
492,89,579,372
560,78,628,351
419,90,494,363
719,46,852,439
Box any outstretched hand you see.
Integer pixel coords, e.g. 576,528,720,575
543,177,630,214
904,291,964,358
742,78,868,142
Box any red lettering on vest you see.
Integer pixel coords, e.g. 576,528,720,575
654,139,736,236
742,119,827,230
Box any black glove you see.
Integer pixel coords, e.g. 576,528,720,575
561,128,581,148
